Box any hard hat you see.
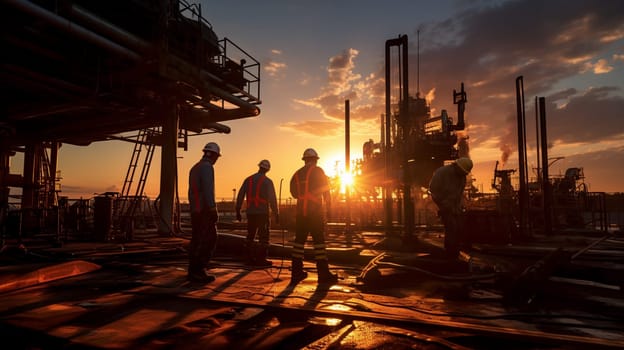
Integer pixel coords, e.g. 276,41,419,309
302,148,319,160
258,159,271,170
455,157,473,174
202,142,221,156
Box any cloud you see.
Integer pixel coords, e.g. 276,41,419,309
279,120,343,137
584,58,613,74
404,0,624,164
282,0,624,165
545,86,624,144
285,48,384,136
264,59,287,77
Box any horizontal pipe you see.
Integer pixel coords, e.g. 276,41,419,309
6,0,141,61
69,4,151,54
200,70,261,112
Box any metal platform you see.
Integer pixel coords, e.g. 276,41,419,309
1,227,623,349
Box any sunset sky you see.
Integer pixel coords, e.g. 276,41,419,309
28,0,624,201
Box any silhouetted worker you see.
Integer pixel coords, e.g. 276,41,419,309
235,159,279,267
429,157,473,259
289,148,338,286
187,142,221,283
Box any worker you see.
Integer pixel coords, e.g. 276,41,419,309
235,159,279,267
428,157,473,260
289,148,338,286
187,142,221,283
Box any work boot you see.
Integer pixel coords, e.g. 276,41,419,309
316,259,338,285
254,243,273,268
289,258,308,285
243,240,256,265
187,269,216,283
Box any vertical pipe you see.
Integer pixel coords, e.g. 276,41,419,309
515,76,528,238
345,100,351,234
158,103,179,235
539,97,552,235
49,142,60,207
400,34,414,238
21,144,37,210
384,39,393,234
535,97,540,184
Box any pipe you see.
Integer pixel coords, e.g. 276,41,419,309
515,76,529,237
345,99,351,233
200,71,262,112
539,97,552,235
399,34,414,238
384,37,395,234
68,5,151,53
5,0,141,61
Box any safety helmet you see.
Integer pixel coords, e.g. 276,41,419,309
301,148,319,160
455,157,473,174
202,142,221,156
258,159,271,170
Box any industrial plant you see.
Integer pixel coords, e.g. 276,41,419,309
1,1,622,349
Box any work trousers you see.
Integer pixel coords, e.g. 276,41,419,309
292,214,328,261
246,213,270,244
189,209,218,273
439,209,461,259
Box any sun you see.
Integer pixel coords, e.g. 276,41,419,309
340,171,354,187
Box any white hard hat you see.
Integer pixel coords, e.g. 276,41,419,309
455,157,473,174
202,142,221,156
258,159,271,170
302,148,319,160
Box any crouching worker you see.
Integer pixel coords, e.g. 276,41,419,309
236,159,279,267
428,157,473,260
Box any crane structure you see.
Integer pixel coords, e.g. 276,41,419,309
1,0,261,239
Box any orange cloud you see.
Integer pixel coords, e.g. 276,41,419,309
264,59,287,77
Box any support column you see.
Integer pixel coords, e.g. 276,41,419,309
158,103,179,235
345,99,351,234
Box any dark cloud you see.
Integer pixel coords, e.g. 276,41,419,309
286,0,624,160
543,87,624,143
411,0,624,161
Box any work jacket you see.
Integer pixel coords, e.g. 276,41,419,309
235,172,278,215
188,155,217,214
428,163,466,214
290,164,330,217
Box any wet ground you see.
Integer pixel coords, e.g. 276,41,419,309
0,225,623,349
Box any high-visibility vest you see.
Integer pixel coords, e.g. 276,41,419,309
247,174,267,208
294,166,321,216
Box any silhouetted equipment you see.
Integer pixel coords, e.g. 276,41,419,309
356,34,467,237
515,76,530,238
93,192,116,241
1,0,261,239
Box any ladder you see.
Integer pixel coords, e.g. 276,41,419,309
115,128,159,239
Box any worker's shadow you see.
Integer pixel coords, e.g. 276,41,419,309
268,279,331,310
303,283,330,309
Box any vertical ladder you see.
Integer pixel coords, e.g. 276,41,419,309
115,128,152,237
119,127,160,239
127,128,158,219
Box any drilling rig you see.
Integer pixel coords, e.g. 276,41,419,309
355,35,467,238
